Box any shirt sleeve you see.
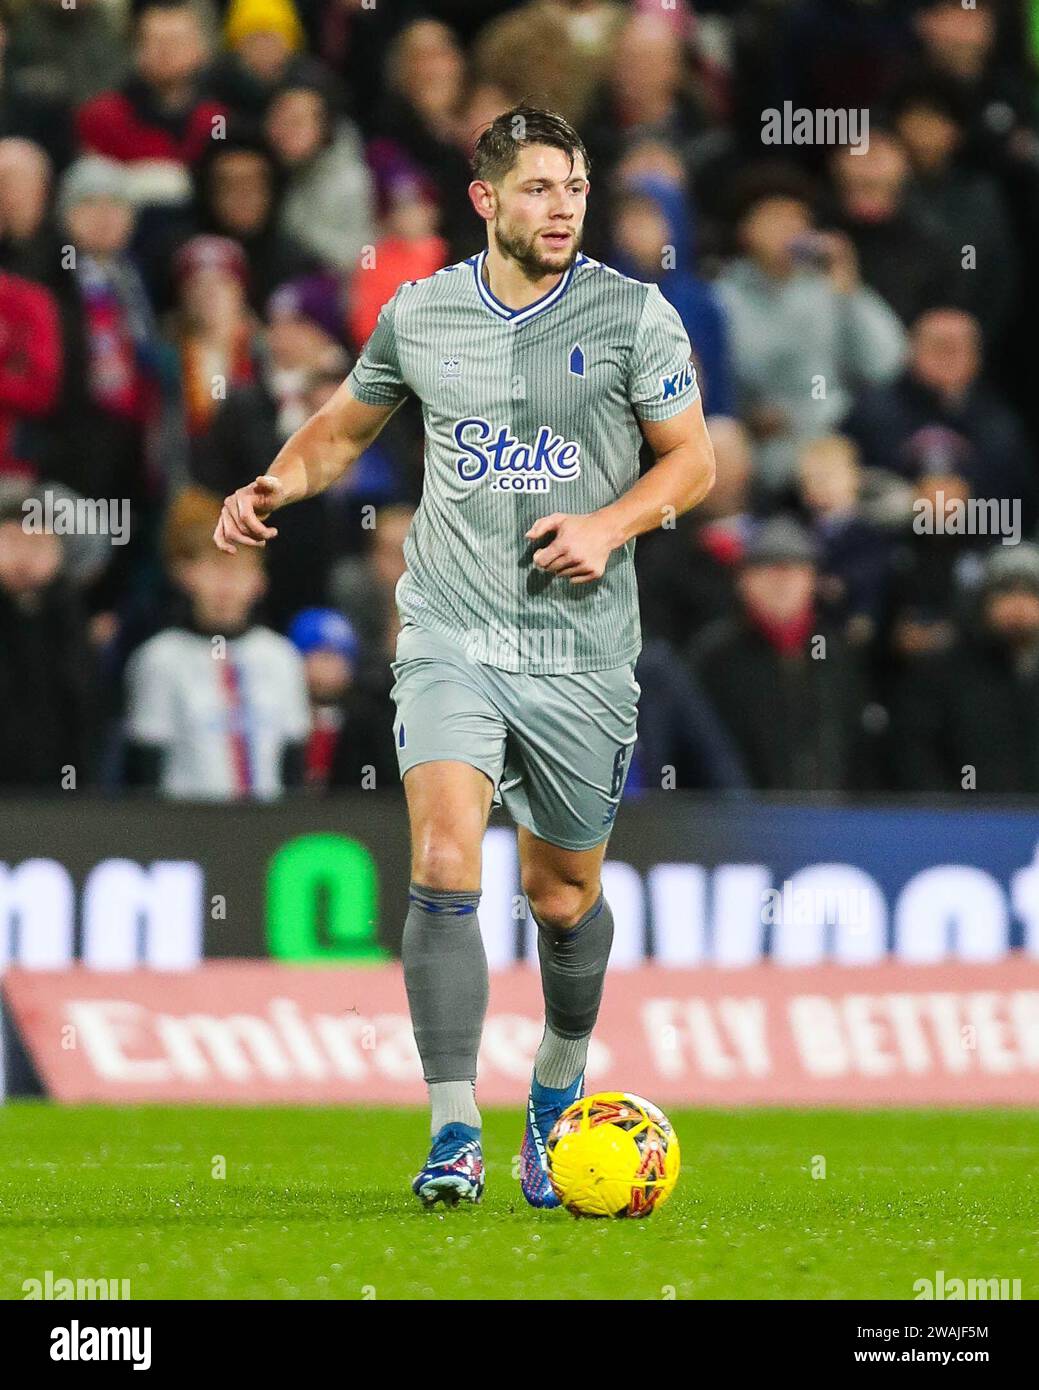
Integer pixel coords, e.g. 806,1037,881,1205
346,288,410,406
627,283,701,421
124,638,178,745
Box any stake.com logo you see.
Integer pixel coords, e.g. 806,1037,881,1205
452,417,582,493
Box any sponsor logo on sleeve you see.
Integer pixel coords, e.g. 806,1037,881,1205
660,361,696,401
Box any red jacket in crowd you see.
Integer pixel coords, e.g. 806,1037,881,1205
77,80,226,166
0,272,62,479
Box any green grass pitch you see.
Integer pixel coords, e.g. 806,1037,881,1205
1,1104,1036,1300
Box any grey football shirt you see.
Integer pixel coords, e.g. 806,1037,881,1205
347,250,699,673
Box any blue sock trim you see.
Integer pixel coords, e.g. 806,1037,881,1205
409,882,481,917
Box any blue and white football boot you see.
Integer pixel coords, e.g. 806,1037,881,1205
519,1071,583,1208
412,1123,485,1208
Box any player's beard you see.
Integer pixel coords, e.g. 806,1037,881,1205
493,217,582,280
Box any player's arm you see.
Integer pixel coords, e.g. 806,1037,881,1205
529,284,715,583
600,394,716,542
214,382,401,553
214,286,409,554
528,396,716,584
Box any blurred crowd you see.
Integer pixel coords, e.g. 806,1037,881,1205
2,0,1039,799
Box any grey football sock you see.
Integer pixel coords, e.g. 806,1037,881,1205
429,1080,481,1136
402,883,487,1134
534,1027,590,1092
533,893,614,1089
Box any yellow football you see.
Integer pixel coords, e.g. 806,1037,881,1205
545,1091,681,1218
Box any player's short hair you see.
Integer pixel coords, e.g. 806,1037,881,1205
470,104,590,187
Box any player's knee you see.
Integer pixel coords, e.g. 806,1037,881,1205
524,877,599,931
412,838,479,893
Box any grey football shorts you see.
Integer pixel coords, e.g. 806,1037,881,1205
389,623,640,851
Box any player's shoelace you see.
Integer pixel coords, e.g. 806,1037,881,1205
520,1074,583,1209
412,1123,484,1206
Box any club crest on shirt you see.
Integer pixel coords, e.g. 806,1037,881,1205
452,416,582,493
440,357,462,378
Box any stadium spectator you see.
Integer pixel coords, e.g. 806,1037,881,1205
32,481,117,591
0,2,76,171
329,503,414,675
194,285,353,628
286,606,398,792
613,139,697,257
346,170,447,349
912,0,1034,163
168,234,261,440
606,137,706,267
7,0,126,111
263,273,347,424
548,0,627,81
195,275,347,493
0,136,101,490
76,0,224,189
0,138,61,290
890,77,1019,349
0,482,96,788
580,11,709,188
124,486,310,799
368,19,475,260
472,2,598,129
378,18,467,144
189,132,317,311
609,178,735,418
685,517,870,791
263,71,376,271
796,434,892,643
263,351,366,631
880,470,982,675
0,262,61,480
206,0,311,119
843,307,1037,525
827,132,959,330
308,0,411,133
767,0,914,140
907,1,1039,435
636,416,751,647
890,542,1039,792
53,156,168,506
716,167,906,500
632,637,752,793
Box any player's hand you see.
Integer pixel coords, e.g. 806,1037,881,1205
213,475,285,554
526,512,617,584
